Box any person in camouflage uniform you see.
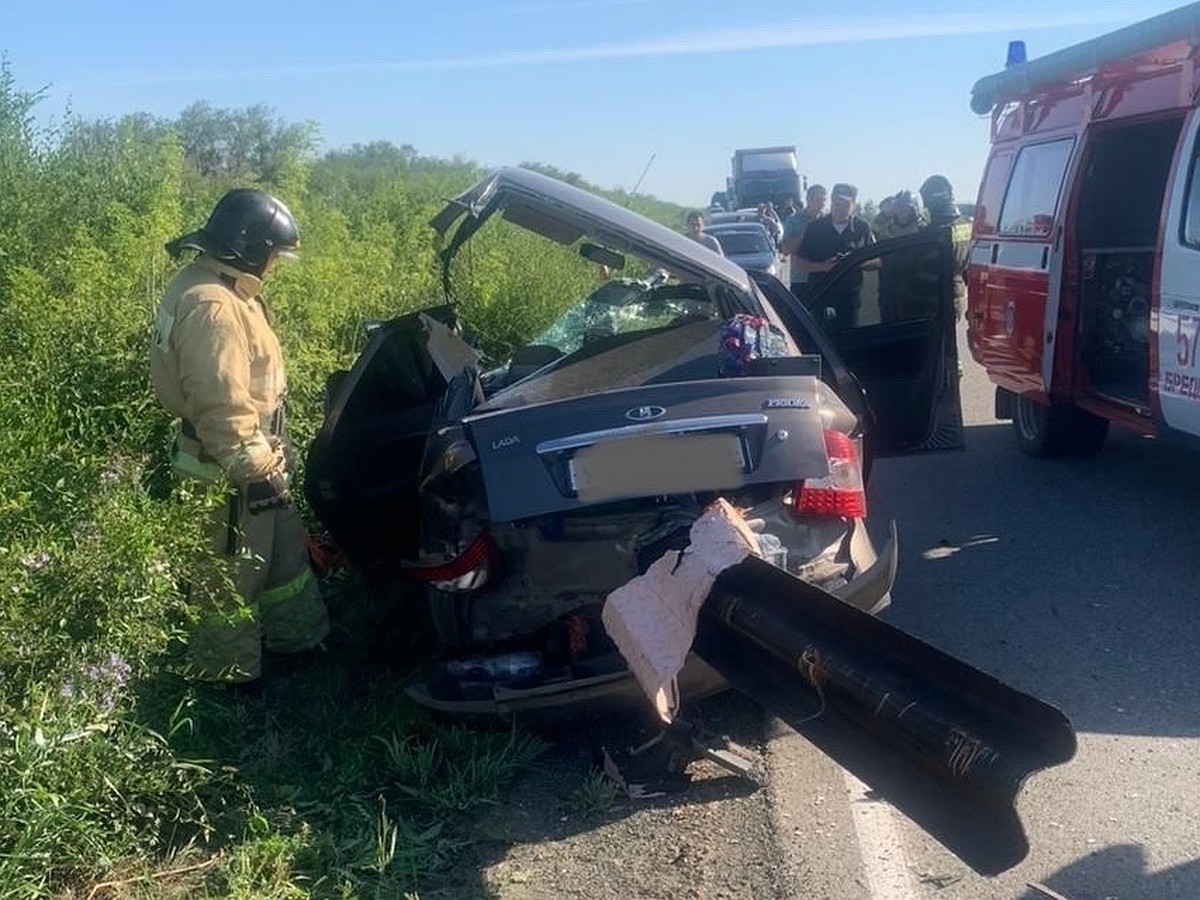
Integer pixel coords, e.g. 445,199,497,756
888,191,925,238
878,191,932,322
873,194,897,240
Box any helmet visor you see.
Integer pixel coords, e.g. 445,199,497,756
270,236,301,263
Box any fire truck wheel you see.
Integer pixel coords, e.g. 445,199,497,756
1013,395,1109,458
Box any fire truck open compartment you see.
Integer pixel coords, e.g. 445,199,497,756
1074,116,1183,406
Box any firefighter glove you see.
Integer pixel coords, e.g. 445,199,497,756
244,467,292,514
269,434,297,478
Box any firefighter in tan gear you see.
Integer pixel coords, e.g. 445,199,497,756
151,188,329,683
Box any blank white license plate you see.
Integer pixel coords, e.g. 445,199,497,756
569,433,746,502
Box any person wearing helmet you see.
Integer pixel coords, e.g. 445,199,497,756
873,194,898,239
878,191,932,322
919,175,972,321
890,191,925,236
151,188,329,685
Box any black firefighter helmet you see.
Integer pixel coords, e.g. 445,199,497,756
166,188,300,274
919,174,957,218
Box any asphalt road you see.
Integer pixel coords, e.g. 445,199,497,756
768,331,1200,899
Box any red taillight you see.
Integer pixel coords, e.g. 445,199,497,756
405,531,494,592
794,429,867,519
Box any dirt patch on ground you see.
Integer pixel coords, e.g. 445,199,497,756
427,693,786,899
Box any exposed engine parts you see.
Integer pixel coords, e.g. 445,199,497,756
1084,251,1152,353
1081,251,1153,403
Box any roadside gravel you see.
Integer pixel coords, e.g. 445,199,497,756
428,693,788,900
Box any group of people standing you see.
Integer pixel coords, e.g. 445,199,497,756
779,174,969,316
686,176,970,331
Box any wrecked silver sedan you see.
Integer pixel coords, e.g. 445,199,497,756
304,167,966,716
305,169,1079,875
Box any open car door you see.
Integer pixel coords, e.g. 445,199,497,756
304,305,472,569
756,228,964,459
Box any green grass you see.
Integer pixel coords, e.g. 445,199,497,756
379,725,547,813
565,769,622,818
23,578,546,899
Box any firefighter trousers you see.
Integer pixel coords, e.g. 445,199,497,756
186,488,330,683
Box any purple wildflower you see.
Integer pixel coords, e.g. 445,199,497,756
68,653,133,713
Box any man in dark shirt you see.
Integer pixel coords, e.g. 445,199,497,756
796,183,876,331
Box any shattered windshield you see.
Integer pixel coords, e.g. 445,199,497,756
479,271,728,406
532,277,720,357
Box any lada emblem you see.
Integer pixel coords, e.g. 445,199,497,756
625,405,666,422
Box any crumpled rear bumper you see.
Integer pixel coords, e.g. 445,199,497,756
834,519,898,615
406,519,899,719
406,655,728,720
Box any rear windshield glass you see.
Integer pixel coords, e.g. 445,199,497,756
707,231,772,255
534,281,719,357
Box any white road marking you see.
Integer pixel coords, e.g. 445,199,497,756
842,769,919,899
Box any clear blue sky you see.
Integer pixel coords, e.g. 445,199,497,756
1,0,1186,207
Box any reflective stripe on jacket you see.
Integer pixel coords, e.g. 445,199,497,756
150,256,287,483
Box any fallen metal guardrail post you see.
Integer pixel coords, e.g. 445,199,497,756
604,498,1077,876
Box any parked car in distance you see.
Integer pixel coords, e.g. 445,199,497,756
704,221,779,275
304,167,963,717
706,208,766,227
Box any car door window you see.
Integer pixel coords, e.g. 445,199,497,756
802,234,963,456
974,150,1015,236
998,138,1074,237
806,241,944,334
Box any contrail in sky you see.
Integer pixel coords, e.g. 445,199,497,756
498,0,665,12
83,9,1141,88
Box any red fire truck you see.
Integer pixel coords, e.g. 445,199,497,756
967,2,1200,455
